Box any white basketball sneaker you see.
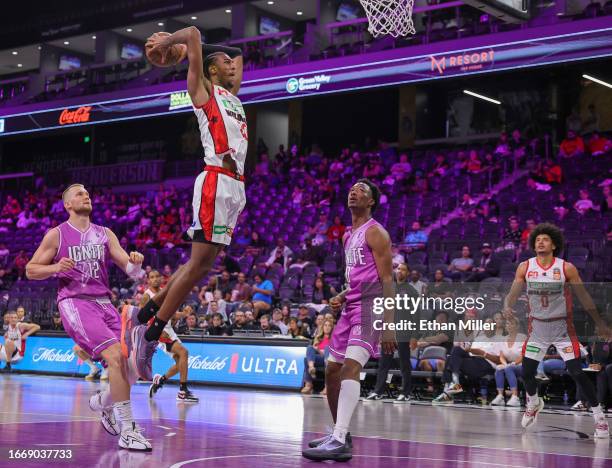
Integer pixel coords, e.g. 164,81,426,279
594,418,610,439
89,391,120,436
522,397,545,429
119,422,152,452
506,395,521,407
490,394,505,406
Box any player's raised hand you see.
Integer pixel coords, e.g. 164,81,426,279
55,257,75,273
129,251,144,265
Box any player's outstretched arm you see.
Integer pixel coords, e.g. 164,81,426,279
147,27,209,107
502,261,528,316
565,262,609,337
105,228,144,280
366,225,397,354
20,322,40,338
26,228,71,280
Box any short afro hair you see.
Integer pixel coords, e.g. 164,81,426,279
356,178,381,213
528,222,564,255
203,52,225,80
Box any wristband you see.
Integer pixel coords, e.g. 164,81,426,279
126,261,144,279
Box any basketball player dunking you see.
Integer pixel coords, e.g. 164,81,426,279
303,179,396,462
26,184,151,451
504,223,611,438
0,310,40,371
139,270,198,402
131,27,246,367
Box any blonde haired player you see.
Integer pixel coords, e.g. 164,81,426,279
129,27,247,375
503,222,611,438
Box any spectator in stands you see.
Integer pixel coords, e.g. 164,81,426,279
271,308,289,335
502,217,522,247
428,154,449,179
251,273,274,318
587,131,611,156
530,158,562,186
185,313,199,335
298,236,324,265
448,245,474,281
559,130,585,158
311,277,333,305
244,310,259,329
0,243,9,267
245,231,265,256
217,249,241,275
259,314,281,334
494,132,512,157
16,305,31,323
578,338,612,410
229,310,257,335
600,185,612,214
217,270,235,298
13,250,29,281
231,272,251,303
412,171,429,194
135,225,154,250
50,312,64,331
391,153,412,182
574,189,597,215
208,313,229,336
509,129,527,161
417,311,452,393
402,221,428,252
491,316,526,406
301,318,334,394
265,238,293,272
553,193,571,221
297,305,314,337
288,317,308,339
467,150,482,173
409,270,427,295
466,243,499,282
310,212,331,245
16,209,36,229
521,219,536,245
327,216,346,244
429,269,452,297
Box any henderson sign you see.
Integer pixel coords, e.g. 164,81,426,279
0,24,610,137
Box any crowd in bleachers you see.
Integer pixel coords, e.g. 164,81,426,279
0,126,611,403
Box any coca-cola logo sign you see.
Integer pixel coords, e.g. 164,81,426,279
59,106,92,125
32,347,76,363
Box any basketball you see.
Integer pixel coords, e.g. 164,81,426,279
145,40,187,67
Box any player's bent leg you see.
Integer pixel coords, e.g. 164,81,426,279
173,342,198,402
137,264,187,324
521,356,544,429
74,345,101,380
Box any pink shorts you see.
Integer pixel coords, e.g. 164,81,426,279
58,297,120,360
329,304,381,361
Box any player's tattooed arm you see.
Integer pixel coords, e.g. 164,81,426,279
367,224,397,354
26,228,70,280
565,262,610,339
105,228,144,279
502,261,528,317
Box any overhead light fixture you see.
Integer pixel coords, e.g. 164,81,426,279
297,10,303,15
92,35,96,39
126,28,133,32
11,51,18,55
191,16,197,20
225,9,231,13
463,90,501,105
582,74,612,89
158,22,164,26
64,41,70,45
38,46,42,50
267,1,274,4
17,63,23,68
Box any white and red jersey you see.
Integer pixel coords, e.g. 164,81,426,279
5,322,24,353
193,84,248,175
525,257,570,320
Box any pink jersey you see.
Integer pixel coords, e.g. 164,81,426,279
343,218,382,307
55,221,111,301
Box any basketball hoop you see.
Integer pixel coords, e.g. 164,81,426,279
359,0,416,38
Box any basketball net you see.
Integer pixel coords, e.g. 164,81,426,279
359,0,416,38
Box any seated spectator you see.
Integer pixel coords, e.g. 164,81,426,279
0,243,9,267
301,318,334,394
16,209,36,229
402,221,428,252
509,129,527,161
182,313,200,335
207,299,227,321
16,305,32,323
13,250,29,281
217,249,241,275
245,231,266,256
271,308,289,335
251,273,274,318
553,193,571,221
428,154,449,178
409,270,427,295
244,310,259,329
466,150,482,173
448,245,474,281
265,238,293,272
491,317,526,407
259,314,281,334
559,130,585,158
230,272,252,303
311,277,333,305
494,132,512,157
466,243,500,282
208,313,229,336
521,219,536,245
216,270,235,298
297,236,324,265
297,305,314,337
229,310,258,335
416,311,452,392
429,269,452,297
327,216,346,244
391,153,412,182
574,189,596,215
502,217,522,247
49,312,64,331
391,246,405,268
600,185,612,214
587,131,612,156
288,317,309,339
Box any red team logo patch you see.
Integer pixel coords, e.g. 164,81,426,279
528,271,538,278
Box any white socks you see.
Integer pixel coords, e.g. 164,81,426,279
85,359,97,372
527,393,540,407
113,400,135,432
100,389,113,409
452,373,460,385
333,380,361,444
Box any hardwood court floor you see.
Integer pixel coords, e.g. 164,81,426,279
0,374,611,467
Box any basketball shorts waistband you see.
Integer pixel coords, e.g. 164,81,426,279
204,165,245,182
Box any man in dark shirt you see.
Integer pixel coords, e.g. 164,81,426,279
502,217,522,246
466,243,500,282
259,314,281,333
218,250,241,275
229,310,258,335
208,313,229,336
